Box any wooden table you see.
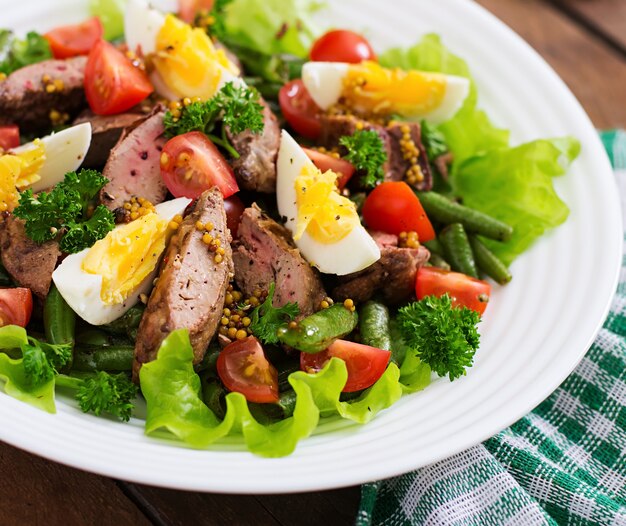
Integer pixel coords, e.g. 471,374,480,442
2,1,625,524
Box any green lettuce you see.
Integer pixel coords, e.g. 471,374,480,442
380,34,509,163
0,326,56,413
221,0,321,58
454,137,580,265
381,34,581,264
90,0,126,41
0,30,52,75
140,330,430,457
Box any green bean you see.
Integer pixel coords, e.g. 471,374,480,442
423,238,444,256
248,390,297,424
75,329,113,347
417,192,513,241
359,301,391,351
428,253,451,271
389,317,408,366
277,304,358,353
44,284,76,371
72,345,134,372
439,223,479,278
203,380,227,420
44,284,76,346
469,235,512,285
103,305,145,337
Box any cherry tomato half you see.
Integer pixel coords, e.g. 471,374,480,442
310,29,376,64
0,125,20,151
84,40,154,116
416,267,491,315
301,340,391,393
224,195,245,237
278,80,322,140
362,181,435,242
160,131,239,199
302,147,356,190
178,0,215,23
44,17,103,59
0,288,33,328
217,337,279,404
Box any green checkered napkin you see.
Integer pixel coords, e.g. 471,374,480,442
357,131,626,526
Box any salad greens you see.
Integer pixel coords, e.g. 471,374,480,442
0,30,52,76
340,130,388,189
381,33,581,264
140,329,429,457
89,0,126,40
14,169,115,254
454,138,580,265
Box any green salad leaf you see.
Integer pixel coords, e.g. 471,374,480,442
89,0,126,41
0,326,56,413
218,0,321,58
454,137,581,265
0,30,52,76
381,33,581,264
140,329,430,457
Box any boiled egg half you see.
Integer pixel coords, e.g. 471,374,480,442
276,131,380,275
52,197,191,326
0,123,91,212
302,61,470,124
125,0,241,101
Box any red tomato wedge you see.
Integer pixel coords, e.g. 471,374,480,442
362,181,435,241
44,17,103,59
84,40,154,116
217,337,279,404
302,147,355,189
310,30,376,64
301,340,391,393
224,195,246,237
0,288,33,328
0,125,20,151
160,131,239,199
178,0,215,23
279,80,322,140
416,267,491,315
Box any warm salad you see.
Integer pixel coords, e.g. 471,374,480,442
0,0,579,456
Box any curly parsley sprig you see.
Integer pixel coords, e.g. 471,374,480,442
397,294,480,381
163,81,265,159
250,282,300,344
339,130,387,189
13,169,115,254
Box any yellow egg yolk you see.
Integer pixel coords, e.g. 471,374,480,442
154,14,240,100
342,61,447,116
81,212,168,305
294,163,359,244
0,140,45,213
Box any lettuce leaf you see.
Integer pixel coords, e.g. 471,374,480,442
381,34,581,264
0,326,56,413
380,34,509,163
140,330,425,456
454,137,581,265
89,0,126,41
221,0,321,58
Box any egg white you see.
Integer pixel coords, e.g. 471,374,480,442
276,130,380,276
125,0,166,56
12,123,92,193
52,197,191,326
301,61,471,124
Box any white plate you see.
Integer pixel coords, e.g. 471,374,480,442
0,0,621,493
